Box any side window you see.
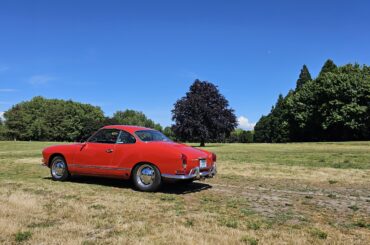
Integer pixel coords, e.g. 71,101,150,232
88,129,120,144
117,130,136,144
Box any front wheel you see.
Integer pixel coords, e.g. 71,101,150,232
132,163,162,192
50,156,70,181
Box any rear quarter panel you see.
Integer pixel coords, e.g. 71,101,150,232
115,142,183,176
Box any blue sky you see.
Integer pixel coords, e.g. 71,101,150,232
1,0,370,129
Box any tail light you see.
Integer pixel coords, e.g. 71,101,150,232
212,153,217,162
181,154,187,170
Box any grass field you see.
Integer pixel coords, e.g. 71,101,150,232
0,141,369,244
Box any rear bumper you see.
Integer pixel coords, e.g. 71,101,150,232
161,164,217,180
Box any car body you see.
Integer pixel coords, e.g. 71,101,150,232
42,125,217,191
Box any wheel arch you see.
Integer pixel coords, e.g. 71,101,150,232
48,153,66,167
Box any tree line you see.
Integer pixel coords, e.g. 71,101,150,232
0,90,249,143
0,96,165,142
2,60,367,144
254,60,370,142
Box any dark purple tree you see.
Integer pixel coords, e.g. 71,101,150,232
172,80,237,146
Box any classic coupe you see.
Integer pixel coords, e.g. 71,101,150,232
42,125,217,191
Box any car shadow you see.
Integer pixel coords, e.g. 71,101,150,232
43,176,212,195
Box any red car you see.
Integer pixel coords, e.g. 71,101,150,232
42,125,217,191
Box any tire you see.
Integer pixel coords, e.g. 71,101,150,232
132,163,162,192
50,156,70,181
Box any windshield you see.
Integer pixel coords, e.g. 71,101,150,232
135,130,172,142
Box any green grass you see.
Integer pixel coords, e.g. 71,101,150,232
194,141,370,169
14,231,32,242
0,141,369,244
240,235,258,245
309,227,328,239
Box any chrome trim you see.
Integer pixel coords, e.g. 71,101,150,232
136,164,155,187
51,159,66,179
69,164,131,171
161,164,217,180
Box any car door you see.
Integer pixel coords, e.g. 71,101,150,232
72,128,119,175
110,130,138,178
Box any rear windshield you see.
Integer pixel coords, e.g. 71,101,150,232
135,130,172,142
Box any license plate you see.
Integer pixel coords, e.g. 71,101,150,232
199,159,207,168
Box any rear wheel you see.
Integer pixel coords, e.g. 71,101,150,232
50,156,70,181
132,163,162,192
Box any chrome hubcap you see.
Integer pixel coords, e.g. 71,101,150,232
52,160,66,178
136,165,155,186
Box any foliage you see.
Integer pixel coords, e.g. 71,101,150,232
172,79,237,146
3,96,105,141
228,129,254,143
255,60,370,142
1,98,164,142
112,109,162,131
163,126,175,140
319,59,337,76
0,118,6,140
254,93,291,143
296,64,312,90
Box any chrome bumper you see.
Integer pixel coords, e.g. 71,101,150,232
161,164,217,180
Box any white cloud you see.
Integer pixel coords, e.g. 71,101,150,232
28,75,56,85
0,89,16,92
237,116,256,130
0,111,4,121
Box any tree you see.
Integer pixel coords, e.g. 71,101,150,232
296,65,312,90
228,128,244,143
255,60,370,142
319,59,337,76
0,117,7,140
163,126,175,140
112,109,162,131
172,80,237,146
254,115,272,142
254,93,291,143
4,96,105,141
227,129,254,143
239,130,254,143
244,131,254,143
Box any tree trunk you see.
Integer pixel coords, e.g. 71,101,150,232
200,139,205,147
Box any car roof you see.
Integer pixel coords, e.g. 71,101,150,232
102,125,153,133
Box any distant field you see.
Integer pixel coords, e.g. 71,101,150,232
0,141,369,244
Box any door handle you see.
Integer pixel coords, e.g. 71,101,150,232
106,149,113,153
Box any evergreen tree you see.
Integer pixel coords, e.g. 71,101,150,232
255,60,370,142
296,65,312,90
319,59,337,76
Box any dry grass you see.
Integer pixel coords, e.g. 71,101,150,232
0,141,369,244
